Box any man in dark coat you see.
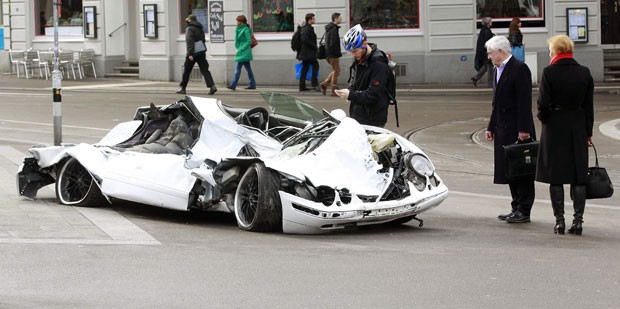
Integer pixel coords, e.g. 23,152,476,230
177,15,217,95
297,13,320,92
471,17,494,87
484,35,536,223
335,25,390,127
320,12,343,96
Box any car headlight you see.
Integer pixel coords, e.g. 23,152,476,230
405,153,434,177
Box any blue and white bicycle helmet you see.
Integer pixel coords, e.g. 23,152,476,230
342,24,366,51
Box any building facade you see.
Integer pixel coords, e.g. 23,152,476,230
1,0,617,84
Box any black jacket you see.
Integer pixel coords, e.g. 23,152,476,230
474,25,494,70
508,29,523,47
347,43,390,127
185,21,206,56
297,23,317,61
486,57,536,184
324,22,342,58
535,58,594,184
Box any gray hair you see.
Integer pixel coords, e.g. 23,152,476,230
481,17,492,26
485,35,511,54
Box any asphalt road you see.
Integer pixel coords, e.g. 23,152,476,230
1,81,620,308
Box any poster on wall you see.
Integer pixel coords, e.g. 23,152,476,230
209,1,224,43
567,8,588,43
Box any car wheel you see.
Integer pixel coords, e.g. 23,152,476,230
55,157,105,206
234,163,282,232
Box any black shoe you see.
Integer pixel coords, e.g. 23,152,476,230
471,78,478,87
245,86,256,90
506,211,530,223
498,211,516,221
226,85,236,91
299,88,310,92
208,86,217,95
568,221,583,235
176,87,186,94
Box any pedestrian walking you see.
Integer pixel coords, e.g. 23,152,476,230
334,24,391,128
508,17,525,62
297,13,320,92
227,15,257,91
471,17,495,87
535,34,594,235
319,12,343,97
484,35,536,223
176,14,217,95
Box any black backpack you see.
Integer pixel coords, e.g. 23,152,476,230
291,26,302,52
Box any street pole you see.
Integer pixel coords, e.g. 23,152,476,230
52,0,62,145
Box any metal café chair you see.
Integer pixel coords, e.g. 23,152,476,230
9,49,24,78
76,49,97,79
16,49,40,79
58,50,77,80
37,50,54,80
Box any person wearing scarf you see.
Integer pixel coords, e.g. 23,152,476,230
536,34,594,236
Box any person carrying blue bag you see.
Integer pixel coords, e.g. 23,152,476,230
508,18,525,63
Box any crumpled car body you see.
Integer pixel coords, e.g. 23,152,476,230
17,93,448,234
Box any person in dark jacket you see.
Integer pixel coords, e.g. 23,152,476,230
319,12,343,96
297,13,320,92
176,15,217,95
508,17,525,62
471,17,494,87
536,34,594,236
484,35,536,224
335,25,390,127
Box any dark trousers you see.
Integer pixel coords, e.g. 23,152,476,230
472,61,494,87
299,59,319,90
180,52,214,89
508,180,535,216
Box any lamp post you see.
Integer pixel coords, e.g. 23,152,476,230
52,0,62,145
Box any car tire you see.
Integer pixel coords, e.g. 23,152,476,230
55,157,106,206
234,163,282,232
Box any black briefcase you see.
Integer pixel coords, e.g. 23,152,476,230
503,140,539,181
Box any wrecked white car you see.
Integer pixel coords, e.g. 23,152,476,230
17,93,448,234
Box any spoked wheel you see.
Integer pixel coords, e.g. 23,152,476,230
234,163,282,232
55,157,105,206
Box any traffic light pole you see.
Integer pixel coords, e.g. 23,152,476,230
52,0,62,145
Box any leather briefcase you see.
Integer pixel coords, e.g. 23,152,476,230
503,140,539,181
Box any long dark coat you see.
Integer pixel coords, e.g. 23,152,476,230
474,25,494,71
487,56,536,184
535,58,594,184
297,23,317,61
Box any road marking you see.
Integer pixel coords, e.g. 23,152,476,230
599,119,620,141
0,119,109,131
0,146,160,245
0,92,49,96
60,81,165,90
451,190,619,210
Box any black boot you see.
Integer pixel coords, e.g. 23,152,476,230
568,185,586,235
549,185,565,235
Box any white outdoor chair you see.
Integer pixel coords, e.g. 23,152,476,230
9,49,24,77
15,50,40,79
58,50,77,80
36,50,54,80
76,49,97,78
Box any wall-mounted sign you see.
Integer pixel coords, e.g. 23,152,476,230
83,6,97,38
144,4,158,38
567,8,588,43
209,1,224,43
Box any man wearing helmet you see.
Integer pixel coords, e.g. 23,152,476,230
335,25,390,127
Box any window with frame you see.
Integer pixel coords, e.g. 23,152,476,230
35,0,84,36
476,0,545,27
251,0,294,33
179,0,209,34
350,0,419,30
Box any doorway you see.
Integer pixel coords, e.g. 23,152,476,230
601,0,620,44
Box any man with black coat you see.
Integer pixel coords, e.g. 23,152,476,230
297,13,320,92
335,25,390,127
484,35,536,223
471,17,494,87
320,12,343,96
176,14,217,95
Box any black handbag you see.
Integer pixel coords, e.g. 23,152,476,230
585,143,614,199
503,139,539,181
317,34,326,60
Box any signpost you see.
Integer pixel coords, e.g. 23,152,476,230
52,0,62,145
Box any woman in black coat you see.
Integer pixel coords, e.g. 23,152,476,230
536,34,594,236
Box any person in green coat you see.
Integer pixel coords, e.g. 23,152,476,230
227,15,257,90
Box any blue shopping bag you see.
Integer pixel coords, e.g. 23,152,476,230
294,62,319,80
512,46,525,63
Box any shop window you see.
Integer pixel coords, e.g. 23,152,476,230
350,0,419,30
251,0,294,33
476,0,545,27
179,0,209,34
35,0,83,36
